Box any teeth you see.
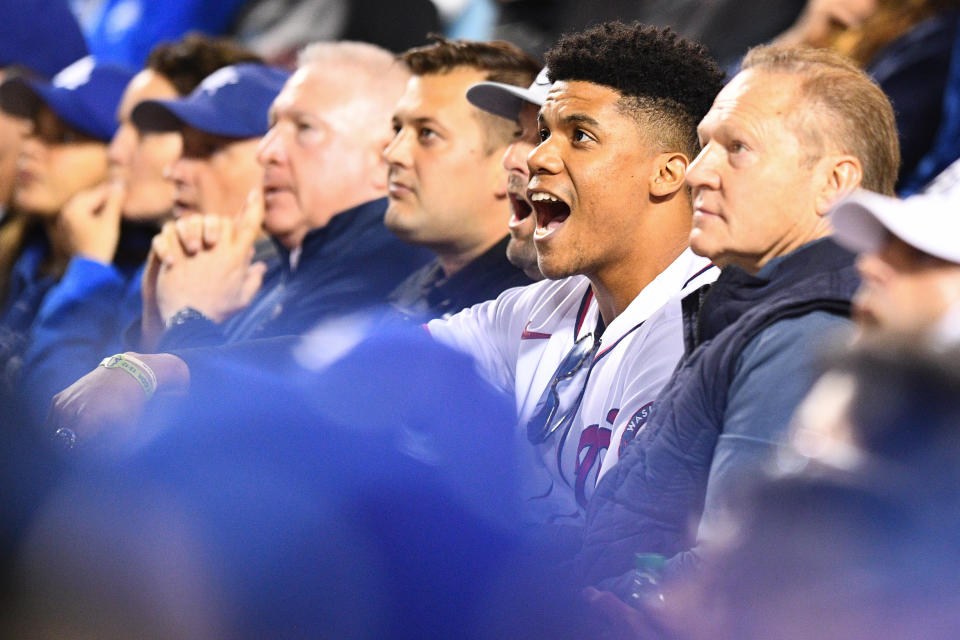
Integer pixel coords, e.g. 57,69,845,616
530,192,561,203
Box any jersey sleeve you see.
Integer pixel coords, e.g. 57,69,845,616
425,284,535,395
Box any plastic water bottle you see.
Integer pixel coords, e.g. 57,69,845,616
629,552,666,609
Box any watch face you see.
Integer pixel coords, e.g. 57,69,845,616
169,307,208,327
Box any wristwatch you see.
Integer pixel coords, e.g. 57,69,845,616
166,306,210,328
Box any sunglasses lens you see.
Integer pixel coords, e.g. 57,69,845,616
525,334,597,444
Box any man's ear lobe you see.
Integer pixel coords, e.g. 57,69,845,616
649,152,689,197
815,155,862,216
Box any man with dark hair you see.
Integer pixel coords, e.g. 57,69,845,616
466,66,550,280
578,44,900,615
384,37,539,319
427,23,723,524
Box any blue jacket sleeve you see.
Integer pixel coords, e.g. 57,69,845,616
18,258,143,427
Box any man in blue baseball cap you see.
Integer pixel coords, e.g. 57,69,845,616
0,56,134,373
128,62,289,349
133,63,290,222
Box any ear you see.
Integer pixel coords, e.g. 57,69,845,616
815,155,862,216
649,152,689,198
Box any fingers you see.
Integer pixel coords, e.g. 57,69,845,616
61,183,109,222
237,188,265,246
202,215,222,248
239,261,268,306
153,222,184,267
99,179,127,222
175,215,205,255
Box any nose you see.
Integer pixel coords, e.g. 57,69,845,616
526,136,561,176
382,127,410,168
855,251,890,285
502,140,532,177
165,156,190,187
685,143,721,191
19,130,43,161
256,124,285,167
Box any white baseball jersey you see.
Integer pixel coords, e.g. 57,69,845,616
427,249,717,523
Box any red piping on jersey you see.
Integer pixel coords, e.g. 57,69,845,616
682,264,715,290
574,289,594,337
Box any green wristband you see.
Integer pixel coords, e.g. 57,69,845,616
100,354,156,399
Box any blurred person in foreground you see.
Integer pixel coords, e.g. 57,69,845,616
830,188,960,347
578,44,900,625
661,341,960,640
7,324,591,639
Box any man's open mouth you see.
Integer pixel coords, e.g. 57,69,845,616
508,193,533,224
529,191,571,238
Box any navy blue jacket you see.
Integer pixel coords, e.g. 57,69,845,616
577,238,859,592
157,198,433,350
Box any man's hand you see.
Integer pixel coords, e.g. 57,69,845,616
154,190,267,325
56,181,126,264
48,353,190,445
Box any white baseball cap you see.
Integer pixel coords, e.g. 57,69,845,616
831,189,960,264
466,66,551,121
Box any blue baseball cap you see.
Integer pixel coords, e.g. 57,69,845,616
0,56,135,142
132,63,290,139
0,0,88,79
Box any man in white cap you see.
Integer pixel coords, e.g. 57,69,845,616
466,67,551,281
832,189,960,346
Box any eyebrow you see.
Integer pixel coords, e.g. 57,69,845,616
539,111,601,130
563,113,600,128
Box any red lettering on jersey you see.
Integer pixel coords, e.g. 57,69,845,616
575,424,611,508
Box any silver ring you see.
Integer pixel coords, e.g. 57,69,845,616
54,427,78,449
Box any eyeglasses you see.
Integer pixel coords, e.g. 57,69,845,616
525,332,599,444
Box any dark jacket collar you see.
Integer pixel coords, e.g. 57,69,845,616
271,198,388,273
697,237,857,344
390,235,533,320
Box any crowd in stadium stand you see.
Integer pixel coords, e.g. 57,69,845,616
2,1,960,638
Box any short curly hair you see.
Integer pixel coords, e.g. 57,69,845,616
545,22,724,159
